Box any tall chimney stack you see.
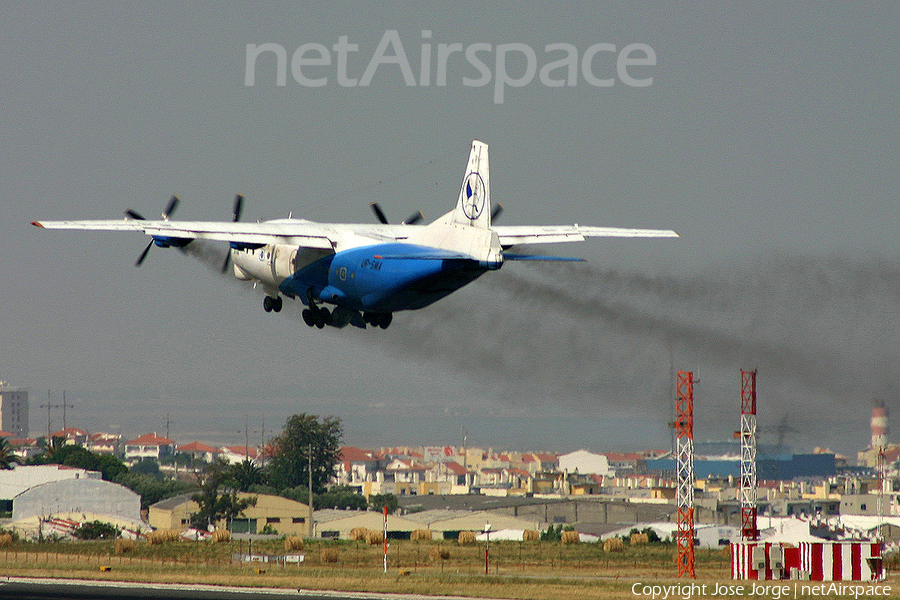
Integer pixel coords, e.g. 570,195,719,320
871,400,888,450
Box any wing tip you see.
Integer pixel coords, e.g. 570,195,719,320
31,221,44,228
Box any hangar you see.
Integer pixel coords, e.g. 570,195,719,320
149,492,310,535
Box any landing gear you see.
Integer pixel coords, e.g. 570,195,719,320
363,311,392,329
302,306,330,329
301,288,330,329
263,295,283,313
300,289,391,330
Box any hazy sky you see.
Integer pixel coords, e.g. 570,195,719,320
3,3,899,456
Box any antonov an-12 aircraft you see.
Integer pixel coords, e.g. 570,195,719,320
33,140,678,330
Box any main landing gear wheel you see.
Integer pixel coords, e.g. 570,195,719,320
302,307,331,329
363,312,393,329
263,296,283,313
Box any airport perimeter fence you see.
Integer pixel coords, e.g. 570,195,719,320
0,539,732,578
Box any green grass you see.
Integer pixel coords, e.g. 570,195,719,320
0,540,891,599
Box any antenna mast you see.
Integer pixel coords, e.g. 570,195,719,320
675,371,695,579
740,369,759,541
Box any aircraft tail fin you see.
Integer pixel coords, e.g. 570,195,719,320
452,140,491,229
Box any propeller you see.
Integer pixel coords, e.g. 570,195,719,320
370,202,388,225
222,194,244,273
370,202,423,225
127,196,180,266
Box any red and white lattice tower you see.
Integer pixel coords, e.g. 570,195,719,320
873,400,888,541
676,371,695,579
740,369,758,541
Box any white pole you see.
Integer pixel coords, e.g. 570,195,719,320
383,505,388,573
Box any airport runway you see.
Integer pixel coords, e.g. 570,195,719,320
0,577,488,600
0,578,300,600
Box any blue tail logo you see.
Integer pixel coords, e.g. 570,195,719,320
461,172,485,220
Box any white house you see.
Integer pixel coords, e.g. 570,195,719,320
219,445,260,465
124,433,175,462
558,450,614,477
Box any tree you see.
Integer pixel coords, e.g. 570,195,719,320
541,524,564,541
29,443,126,481
228,459,262,492
189,459,256,530
42,436,68,461
368,493,399,514
267,414,342,494
316,485,367,510
129,457,161,477
0,438,19,470
73,520,118,540
114,472,197,510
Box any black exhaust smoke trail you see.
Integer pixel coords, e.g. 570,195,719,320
377,256,900,451
183,241,900,452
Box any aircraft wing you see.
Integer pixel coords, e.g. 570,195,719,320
32,218,677,250
31,218,413,251
492,225,679,247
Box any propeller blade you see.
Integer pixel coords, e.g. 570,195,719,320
491,204,503,222
125,209,145,220
136,239,153,267
370,202,389,225
162,196,179,220
403,211,424,225
232,194,244,222
223,194,245,272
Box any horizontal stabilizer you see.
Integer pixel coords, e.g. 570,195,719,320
503,254,585,262
494,225,678,247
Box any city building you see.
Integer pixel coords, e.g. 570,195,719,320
219,445,260,465
0,384,28,437
558,449,614,477
177,441,220,463
49,427,88,446
86,432,123,456
124,433,175,463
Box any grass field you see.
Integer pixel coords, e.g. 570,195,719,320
0,538,894,599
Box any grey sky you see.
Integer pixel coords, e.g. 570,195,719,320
3,3,899,455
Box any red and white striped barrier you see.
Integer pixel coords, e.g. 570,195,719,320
732,541,883,581
799,541,882,581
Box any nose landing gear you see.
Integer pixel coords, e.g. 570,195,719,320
263,295,283,313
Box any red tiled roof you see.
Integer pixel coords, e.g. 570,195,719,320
445,461,468,476
9,438,37,446
340,446,377,462
178,441,219,454
127,433,174,446
51,427,87,438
